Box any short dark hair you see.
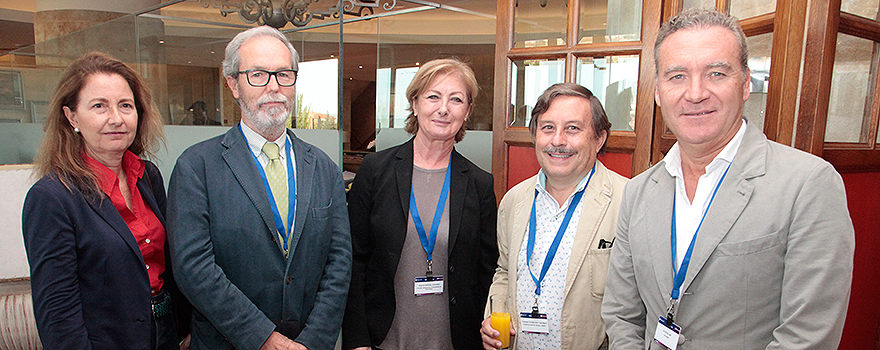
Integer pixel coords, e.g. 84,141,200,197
655,8,749,82
529,83,612,155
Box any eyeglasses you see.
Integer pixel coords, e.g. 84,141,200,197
236,69,297,87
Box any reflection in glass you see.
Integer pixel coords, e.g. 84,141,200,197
576,56,638,131
509,59,565,127
730,0,777,20
579,0,641,44
827,33,874,143
514,0,567,48
842,0,879,21
375,6,496,132
744,33,772,132
681,0,716,11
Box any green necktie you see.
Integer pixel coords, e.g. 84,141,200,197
262,142,289,239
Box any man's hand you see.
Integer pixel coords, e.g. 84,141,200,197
259,332,310,350
480,317,515,349
349,347,371,350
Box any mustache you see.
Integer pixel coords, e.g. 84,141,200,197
543,146,577,155
256,93,290,106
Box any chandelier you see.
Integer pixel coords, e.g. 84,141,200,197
195,0,398,28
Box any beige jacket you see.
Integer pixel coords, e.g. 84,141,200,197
486,160,627,350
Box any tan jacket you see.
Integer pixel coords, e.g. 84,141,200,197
486,160,627,349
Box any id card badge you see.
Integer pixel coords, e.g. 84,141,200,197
414,275,444,295
519,312,549,334
653,317,681,350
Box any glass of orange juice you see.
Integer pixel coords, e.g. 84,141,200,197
490,294,511,349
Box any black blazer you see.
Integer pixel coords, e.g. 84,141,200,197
22,160,189,350
342,139,498,349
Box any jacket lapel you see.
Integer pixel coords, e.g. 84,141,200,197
221,125,282,254
138,167,165,227
446,150,467,253
288,129,317,257
647,166,675,296
395,140,414,220
563,162,613,297
85,188,146,267
679,123,765,294
508,176,537,292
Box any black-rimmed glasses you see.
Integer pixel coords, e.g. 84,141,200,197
236,69,297,87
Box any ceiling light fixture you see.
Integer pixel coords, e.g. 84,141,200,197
198,0,399,29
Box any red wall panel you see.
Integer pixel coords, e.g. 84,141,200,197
839,172,880,349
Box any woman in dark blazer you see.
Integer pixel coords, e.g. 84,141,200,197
22,52,189,350
342,58,498,350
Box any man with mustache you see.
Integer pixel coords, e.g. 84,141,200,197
602,9,854,349
480,83,627,349
166,26,351,350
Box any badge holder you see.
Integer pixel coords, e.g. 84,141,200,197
653,299,682,350
414,259,443,296
519,297,549,334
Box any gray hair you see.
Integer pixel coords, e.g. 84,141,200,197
529,83,612,155
222,26,300,78
654,8,749,82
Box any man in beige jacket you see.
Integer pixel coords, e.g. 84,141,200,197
480,83,627,350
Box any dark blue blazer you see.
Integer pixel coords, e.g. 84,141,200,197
342,139,498,350
22,160,181,350
166,125,352,350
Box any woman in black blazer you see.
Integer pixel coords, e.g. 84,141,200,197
22,52,189,350
342,58,498,350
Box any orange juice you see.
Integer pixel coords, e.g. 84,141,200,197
490,311,511,348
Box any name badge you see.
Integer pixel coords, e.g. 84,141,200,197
414,275,444,295
519,312,549,334
653,317,681,350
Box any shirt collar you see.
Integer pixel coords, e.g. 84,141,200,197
84,150,144,195
536,165,594,198
664,119,747,178
240,121,289,158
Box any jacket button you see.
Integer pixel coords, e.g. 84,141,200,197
286,276,293,284
137,317,146,322
448,265,455,273
450,297,457,305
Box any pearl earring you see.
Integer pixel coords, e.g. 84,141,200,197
74,127,80,133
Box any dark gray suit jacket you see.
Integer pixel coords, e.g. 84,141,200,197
167,125,352,350
603,121,855,349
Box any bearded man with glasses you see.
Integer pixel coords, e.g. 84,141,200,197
166,25,352,350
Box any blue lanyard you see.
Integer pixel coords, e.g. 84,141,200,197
409,156,452,272
526,164,594,297
670,160,733,301
240,125,297,249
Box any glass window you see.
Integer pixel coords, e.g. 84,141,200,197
730,0,777,20
578,0,641,44
744,33,772,132
681,0,716,11
514,0,567,49
826,33,875,143
510,58,565,127
576,55,639,131
842,0,879,21
295,58,339,129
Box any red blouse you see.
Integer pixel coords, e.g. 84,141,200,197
85,151,166,295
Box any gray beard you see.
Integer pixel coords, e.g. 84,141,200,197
239,93,292,136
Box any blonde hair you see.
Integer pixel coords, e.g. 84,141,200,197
403,58,479,143
35,52,165,195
